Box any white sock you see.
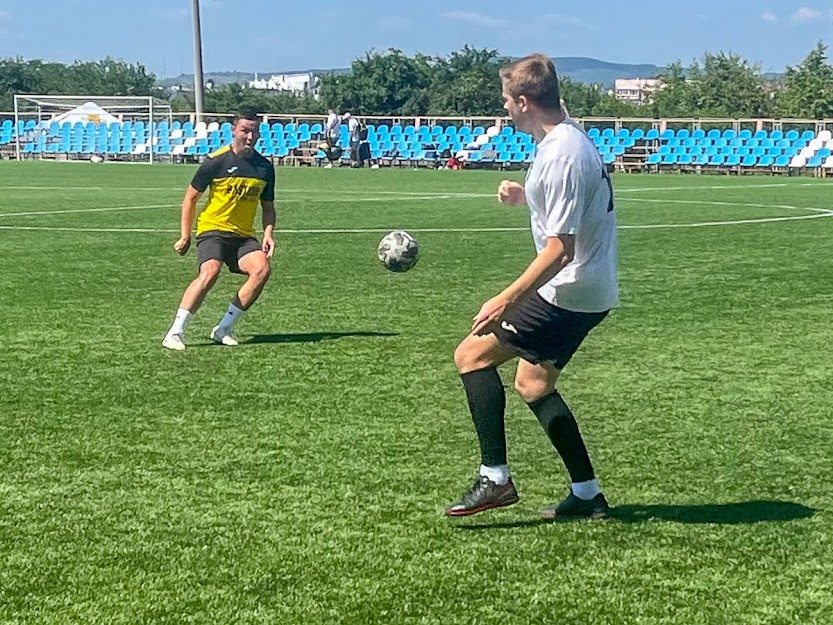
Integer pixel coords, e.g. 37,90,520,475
479,464,511,486
218,302,245,330
572,479,601,500
167,308,191,337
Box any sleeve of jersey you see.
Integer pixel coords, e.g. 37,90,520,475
190,158,218,193
261,166,276,201
543,157,581,236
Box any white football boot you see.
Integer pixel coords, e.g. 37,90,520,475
210,326,239,346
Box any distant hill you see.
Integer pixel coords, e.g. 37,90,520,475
156,57,664,89
549,57,664,86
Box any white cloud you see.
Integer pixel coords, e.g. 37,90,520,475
761,11,778,23
442,10,507,29
791,7,822,22
543,13,596,30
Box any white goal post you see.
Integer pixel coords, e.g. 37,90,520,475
13,94,173,163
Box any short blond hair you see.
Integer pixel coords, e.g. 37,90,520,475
499,54,562,111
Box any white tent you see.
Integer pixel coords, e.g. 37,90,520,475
49,101,122,126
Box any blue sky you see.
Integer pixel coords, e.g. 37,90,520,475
0,0,831,77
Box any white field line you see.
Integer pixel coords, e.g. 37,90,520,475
4,180,832,194
1,190,832,231
2,211,833,235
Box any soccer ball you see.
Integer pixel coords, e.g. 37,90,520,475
377,230,419,272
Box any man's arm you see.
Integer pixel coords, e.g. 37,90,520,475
174,185,203,255
471,235,574,334
260,200,276,258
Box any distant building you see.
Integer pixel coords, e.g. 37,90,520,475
248,72,319,97
614,78,661,105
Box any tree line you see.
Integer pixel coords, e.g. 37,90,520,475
3,43,833,120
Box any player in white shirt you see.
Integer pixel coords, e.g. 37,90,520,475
445,54,619,519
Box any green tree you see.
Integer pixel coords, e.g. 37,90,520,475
427,46,505,116
692,52,771,117
775,42,833,119
650,61,695,118
0,58,43,109
318,49,433,116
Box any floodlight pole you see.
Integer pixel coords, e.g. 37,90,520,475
191,0,206,123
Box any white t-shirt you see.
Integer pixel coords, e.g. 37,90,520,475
347,117,360,141
524,118,618,313
326,113,340,138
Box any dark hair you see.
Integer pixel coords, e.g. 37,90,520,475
233,107,259,125
499,54,562,111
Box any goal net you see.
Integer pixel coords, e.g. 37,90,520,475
13,94,173,163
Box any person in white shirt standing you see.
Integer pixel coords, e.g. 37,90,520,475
343,112,361,167
445,53,619,520
325,109,341,147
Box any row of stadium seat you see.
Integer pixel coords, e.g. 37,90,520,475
5,117,833,170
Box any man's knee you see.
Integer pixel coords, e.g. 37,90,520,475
454,338,492,374
251,260,271,284
196,264,221,289
514,371,555,403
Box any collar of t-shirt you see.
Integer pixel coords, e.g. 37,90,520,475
536,117,577,149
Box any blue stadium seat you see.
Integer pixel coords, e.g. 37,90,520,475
741,155,758,167
631,128,645,140
774,155,790,167
758,155,775,167
587,128,600,139
645,129,659,140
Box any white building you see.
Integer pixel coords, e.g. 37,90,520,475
248,72,319,96
614,78,661,105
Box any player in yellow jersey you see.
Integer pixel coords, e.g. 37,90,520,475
162,108,276,351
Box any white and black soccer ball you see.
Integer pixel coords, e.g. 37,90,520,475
377,230,419,273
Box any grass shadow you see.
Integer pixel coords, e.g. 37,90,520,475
453,500,816,530
244,331,398,345
186,331,398,348
610,500,816,524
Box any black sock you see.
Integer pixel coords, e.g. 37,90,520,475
460,367,507,467
528,391,595,483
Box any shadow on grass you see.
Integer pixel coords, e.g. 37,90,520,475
244,331,398,345
188,331,398,347
455,500,816,530
610,500,816,524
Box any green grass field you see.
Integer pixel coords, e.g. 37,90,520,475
1,161,832,625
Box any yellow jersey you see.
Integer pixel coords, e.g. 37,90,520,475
191,146,276,237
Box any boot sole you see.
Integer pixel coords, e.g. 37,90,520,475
445,494,520,517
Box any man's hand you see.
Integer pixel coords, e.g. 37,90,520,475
498,180,526,205
472,295,510,336
262,234,276,259
174,236,191,256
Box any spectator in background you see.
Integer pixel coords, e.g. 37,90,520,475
325,109,341,147
344,112,362,167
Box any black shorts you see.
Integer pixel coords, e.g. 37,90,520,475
196,230,262,274
490,293,609,369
